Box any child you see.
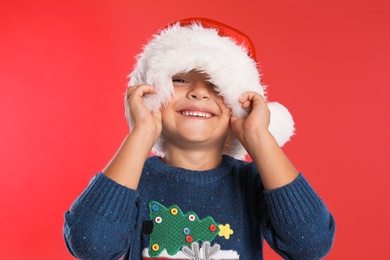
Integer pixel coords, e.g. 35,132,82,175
64,18,335,259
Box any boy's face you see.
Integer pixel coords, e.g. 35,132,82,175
161,70,231,151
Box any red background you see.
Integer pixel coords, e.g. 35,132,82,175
1,0,389,259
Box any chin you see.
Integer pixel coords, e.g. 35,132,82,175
181,133,214,143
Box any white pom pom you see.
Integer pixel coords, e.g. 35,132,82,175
267,102,295,146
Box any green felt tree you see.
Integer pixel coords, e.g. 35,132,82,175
148,201,221,257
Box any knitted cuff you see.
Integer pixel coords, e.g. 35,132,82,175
264,174,327,224
74,172,138,223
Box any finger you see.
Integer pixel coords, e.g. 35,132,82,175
127,85,156,101
152,108,161,116
244,92,267,106
238,93,249,103
125,85,138,100
152,109,162,121
241,100,252,109
237,92,259,104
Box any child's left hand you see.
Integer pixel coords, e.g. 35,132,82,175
230,92,270,146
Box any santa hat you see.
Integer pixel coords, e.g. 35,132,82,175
126,18,294,159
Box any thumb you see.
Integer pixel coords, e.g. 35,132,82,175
229,113,244,128
229,114,239,124
152,109,162,121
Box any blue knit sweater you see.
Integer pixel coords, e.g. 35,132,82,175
64,155,335,259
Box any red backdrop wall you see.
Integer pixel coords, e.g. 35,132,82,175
1,0,389,258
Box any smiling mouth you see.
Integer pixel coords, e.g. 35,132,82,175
180,111,213,118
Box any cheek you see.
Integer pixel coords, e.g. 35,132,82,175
160,104,179,131
161,109,174,129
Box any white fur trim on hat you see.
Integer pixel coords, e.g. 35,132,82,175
126,19,294,159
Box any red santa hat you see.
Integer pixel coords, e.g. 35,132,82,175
126,18,294,159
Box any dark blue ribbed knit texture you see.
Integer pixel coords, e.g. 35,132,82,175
264,175,325,224
76,173,138,223
64,155,335,259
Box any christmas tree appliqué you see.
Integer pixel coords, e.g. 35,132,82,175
148,201,234,257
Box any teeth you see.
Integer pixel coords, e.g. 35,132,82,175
181,111,212,118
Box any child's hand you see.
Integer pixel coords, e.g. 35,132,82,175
126,85,162,143
231,92,299,190
103,85,162,189
230,92,270,146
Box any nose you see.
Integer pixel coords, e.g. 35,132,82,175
188,82,212,100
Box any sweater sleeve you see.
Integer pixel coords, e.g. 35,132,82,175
63,173,138,260
261,174,336,260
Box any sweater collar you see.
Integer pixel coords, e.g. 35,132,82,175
145,155,236,184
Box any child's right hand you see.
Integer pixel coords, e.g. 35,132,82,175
102,85,162,189
126,85,162,144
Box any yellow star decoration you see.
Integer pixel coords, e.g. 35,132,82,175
218,224,234,239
